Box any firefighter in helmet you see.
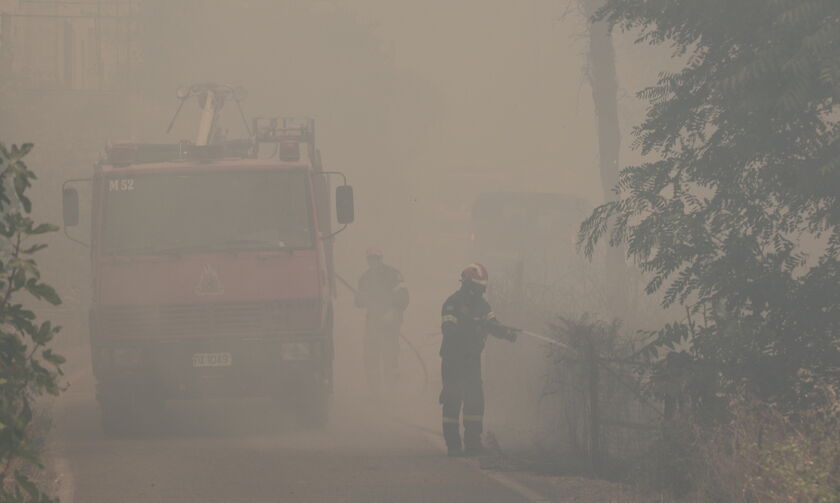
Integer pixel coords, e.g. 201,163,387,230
356,247,409,396
440,263,517,456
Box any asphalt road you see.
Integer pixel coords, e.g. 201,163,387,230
47,344,554,503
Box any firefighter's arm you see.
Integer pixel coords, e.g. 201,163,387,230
355,279,367,308
484,312,519,342
393,287,409,311
389,269,409,311
441,302,459,338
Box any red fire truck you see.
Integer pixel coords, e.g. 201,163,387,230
63,84,354,433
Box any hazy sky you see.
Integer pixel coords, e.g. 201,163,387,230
348,0,603,200
0,0,664,282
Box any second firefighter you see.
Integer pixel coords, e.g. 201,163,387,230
356,247,409,396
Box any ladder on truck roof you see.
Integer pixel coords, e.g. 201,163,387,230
166,83,251,146
104,84,319,166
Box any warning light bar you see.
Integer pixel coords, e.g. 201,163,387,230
104,139,253,166
253,117,315,144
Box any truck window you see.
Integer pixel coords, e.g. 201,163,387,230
102,170,313,254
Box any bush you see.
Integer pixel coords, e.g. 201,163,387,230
691,396,840,503
545,315,661,476
0,143,64,502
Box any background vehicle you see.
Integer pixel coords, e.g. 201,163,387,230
469,191,595,320
63,84,354,433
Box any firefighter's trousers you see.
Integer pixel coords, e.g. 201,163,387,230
440,354,484,450
364,311,401,395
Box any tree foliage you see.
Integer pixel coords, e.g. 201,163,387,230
579,0,840,412
0,143,63,502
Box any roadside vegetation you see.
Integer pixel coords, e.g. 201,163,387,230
572,0,840,500
0,143,64,502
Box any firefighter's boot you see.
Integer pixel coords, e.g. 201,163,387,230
443,417,462,456
463,417,484,456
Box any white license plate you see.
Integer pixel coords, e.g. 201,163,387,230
192,352,232,367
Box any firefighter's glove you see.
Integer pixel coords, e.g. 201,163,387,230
503,327,519,343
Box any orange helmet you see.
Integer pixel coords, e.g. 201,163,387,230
366,247,384,258
460,263,489,286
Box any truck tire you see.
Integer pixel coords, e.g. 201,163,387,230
295,382,330,429
99,385,164,436
100,397,132,436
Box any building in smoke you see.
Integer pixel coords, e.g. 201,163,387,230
0,0,135,92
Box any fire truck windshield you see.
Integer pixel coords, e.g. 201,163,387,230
102,170,313,255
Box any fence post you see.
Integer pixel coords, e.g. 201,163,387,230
586,336,602,474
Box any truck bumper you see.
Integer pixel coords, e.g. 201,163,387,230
91,336,332,400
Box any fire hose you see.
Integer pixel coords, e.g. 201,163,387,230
421,327,573,352
333,272,573,391
516,329,574,352
334,273,429,391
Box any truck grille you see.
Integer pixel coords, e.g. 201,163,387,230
97,301,322,339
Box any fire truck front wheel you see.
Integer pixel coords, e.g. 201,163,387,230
294,379,330,429
98,383,165,436
269,366,330,429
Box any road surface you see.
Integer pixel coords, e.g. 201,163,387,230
46,341,559,503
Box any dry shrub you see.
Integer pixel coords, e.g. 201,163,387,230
689,393,840,502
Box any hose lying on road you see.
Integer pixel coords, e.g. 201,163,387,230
334,272,429,392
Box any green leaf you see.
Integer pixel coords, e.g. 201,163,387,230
13,176,32,213
31,321,53,345
14,143,33,157
22,243,47,255
12,268,26,290
42,349,66,366
29,223,58,235
25,282,61,306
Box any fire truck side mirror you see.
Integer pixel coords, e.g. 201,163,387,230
335,185,355,224
62,188,80,227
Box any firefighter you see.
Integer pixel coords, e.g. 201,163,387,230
356,247,409,396
440,263,517,457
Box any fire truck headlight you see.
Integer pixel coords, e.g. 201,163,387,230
112,348,142,367
280,342,311,361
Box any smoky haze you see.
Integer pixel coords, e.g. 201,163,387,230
0,1,671,501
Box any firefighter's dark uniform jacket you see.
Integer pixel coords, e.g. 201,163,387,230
439,288,510,451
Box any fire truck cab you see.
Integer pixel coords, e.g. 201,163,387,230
63,86,353,433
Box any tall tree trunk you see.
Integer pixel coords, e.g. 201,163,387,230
579,0,626,315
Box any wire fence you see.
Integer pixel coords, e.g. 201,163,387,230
488,277,664,475
545,331,663,473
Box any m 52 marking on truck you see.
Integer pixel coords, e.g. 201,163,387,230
63,84,354,433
